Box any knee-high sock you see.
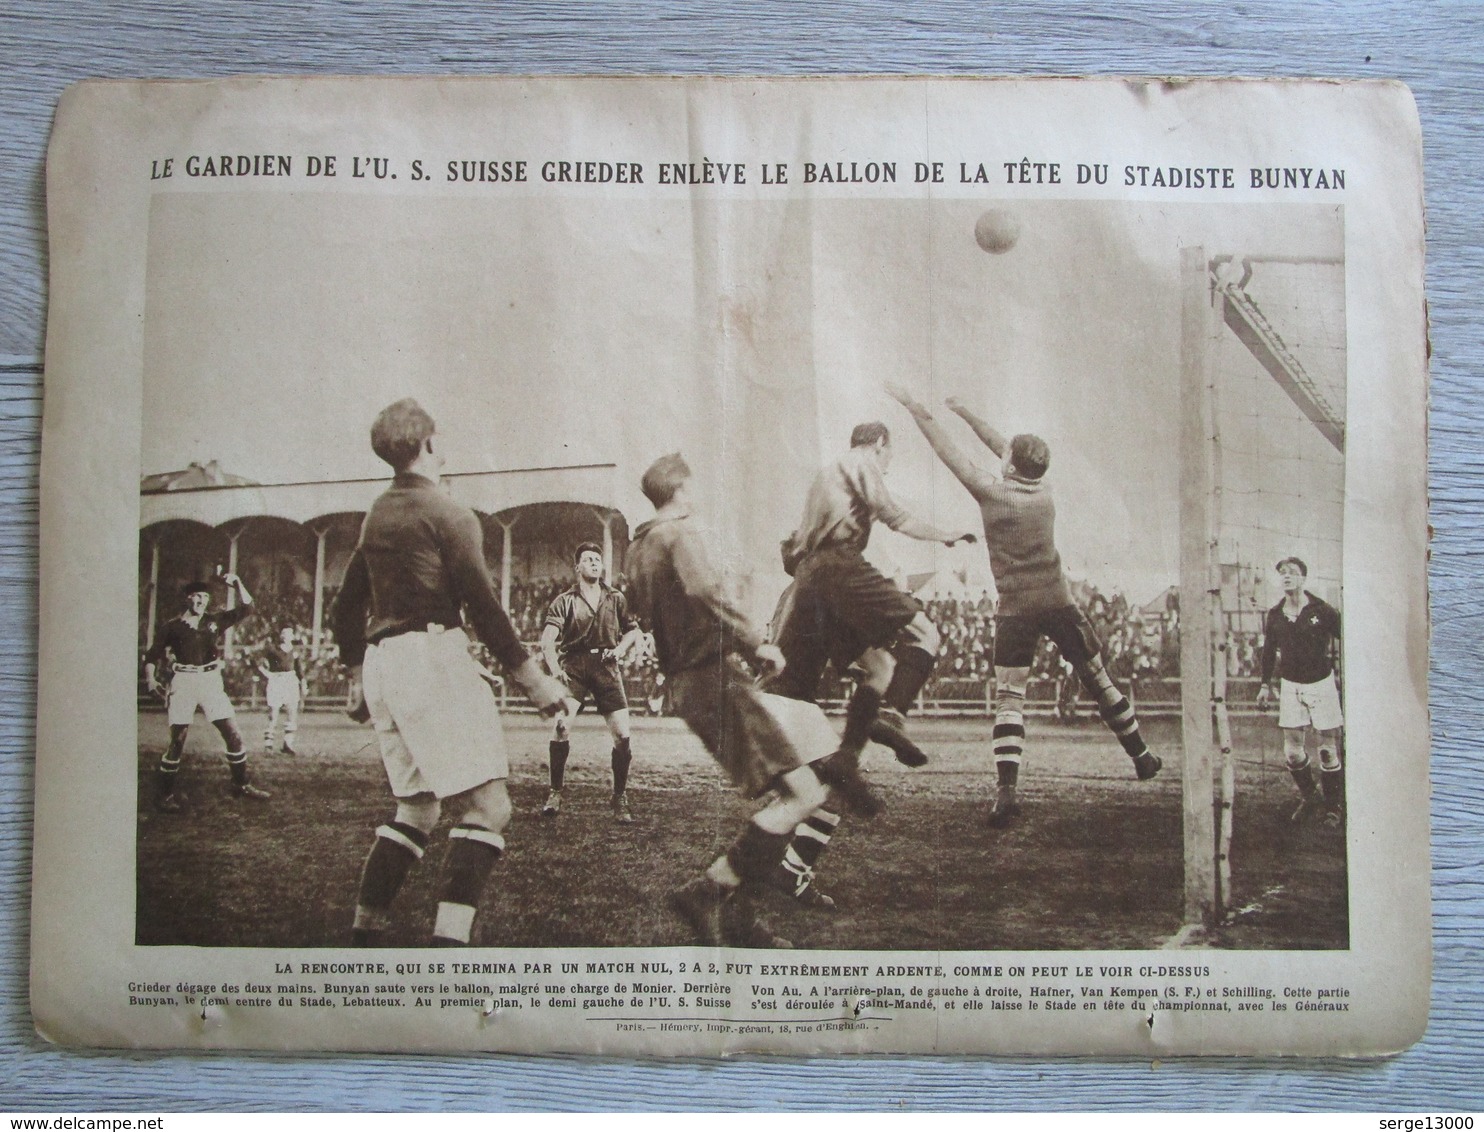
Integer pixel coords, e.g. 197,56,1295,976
724,821,794,894
1285,734,1318,797
352,822,430,938
840,685,883,755
993,687,1026,787
548,740,570,790
883,645,936,716
214,718,252,785
432,825,505,944
779,809,841,892
157,726,188,800
610,736,632,795
1318,741,1343,809
1078,656,1148,758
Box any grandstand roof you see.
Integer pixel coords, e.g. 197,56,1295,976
138,462,620,530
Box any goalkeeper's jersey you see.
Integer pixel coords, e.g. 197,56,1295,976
978,476,1073,617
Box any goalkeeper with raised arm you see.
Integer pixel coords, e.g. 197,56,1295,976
885,384,1161,828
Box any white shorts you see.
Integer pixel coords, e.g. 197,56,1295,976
265,671,301,711
1279,672,1344,732
756,692,838,768
167,668,236,725
362,627,507,799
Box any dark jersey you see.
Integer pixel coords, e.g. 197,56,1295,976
1261,594,1341,685
146,605,250,669
263,641,303,677
626,510,765,676
543,582,638,657
331,471,528,671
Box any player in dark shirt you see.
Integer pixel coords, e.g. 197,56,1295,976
331,398,571,947
257,626,305,754
143,574,270,812
1257,557,1344,825
628,453,860,948
538,542,646,822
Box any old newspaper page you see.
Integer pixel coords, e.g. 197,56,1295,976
33,76,1428,1055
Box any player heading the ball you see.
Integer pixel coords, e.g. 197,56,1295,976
769,420,976,812
331,398,572,947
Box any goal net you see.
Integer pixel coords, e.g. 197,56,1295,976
1179,248,1346,927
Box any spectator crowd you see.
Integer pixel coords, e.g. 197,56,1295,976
149,572,1191,714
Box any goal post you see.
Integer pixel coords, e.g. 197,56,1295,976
1179,244,1347,931
1179,245,1219,928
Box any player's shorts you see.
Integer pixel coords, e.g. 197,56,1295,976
770,546,921,701
560,652,628,716
993,604,1102,670
361,626,507,799
264,671,301,712
669,656,831,798
1279,672,1344,731
167,666,235,725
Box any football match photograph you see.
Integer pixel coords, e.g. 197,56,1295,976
132,190,1349,955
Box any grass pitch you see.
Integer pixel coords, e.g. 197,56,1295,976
136,710,1346,950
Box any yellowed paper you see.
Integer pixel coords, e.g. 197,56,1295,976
34,76,1428,1054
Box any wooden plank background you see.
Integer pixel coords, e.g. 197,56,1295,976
2,1,1479,1110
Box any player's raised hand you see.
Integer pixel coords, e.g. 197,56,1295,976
753,643,787,678
944,395,968,414
884,382,930,418
221,572,242,588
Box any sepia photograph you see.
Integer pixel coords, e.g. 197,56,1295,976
132,189,1348,954
29,75,1426,1055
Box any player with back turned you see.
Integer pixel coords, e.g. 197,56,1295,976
143,573,271,812
331,398,571,947
1256,557,1344,826
884,384,1161,828
538,542,646,823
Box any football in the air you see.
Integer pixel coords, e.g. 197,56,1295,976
974,209,1020,254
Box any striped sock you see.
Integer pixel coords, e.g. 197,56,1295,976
1080,657,1148,758
779,809,841,894
993,686,1026,784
